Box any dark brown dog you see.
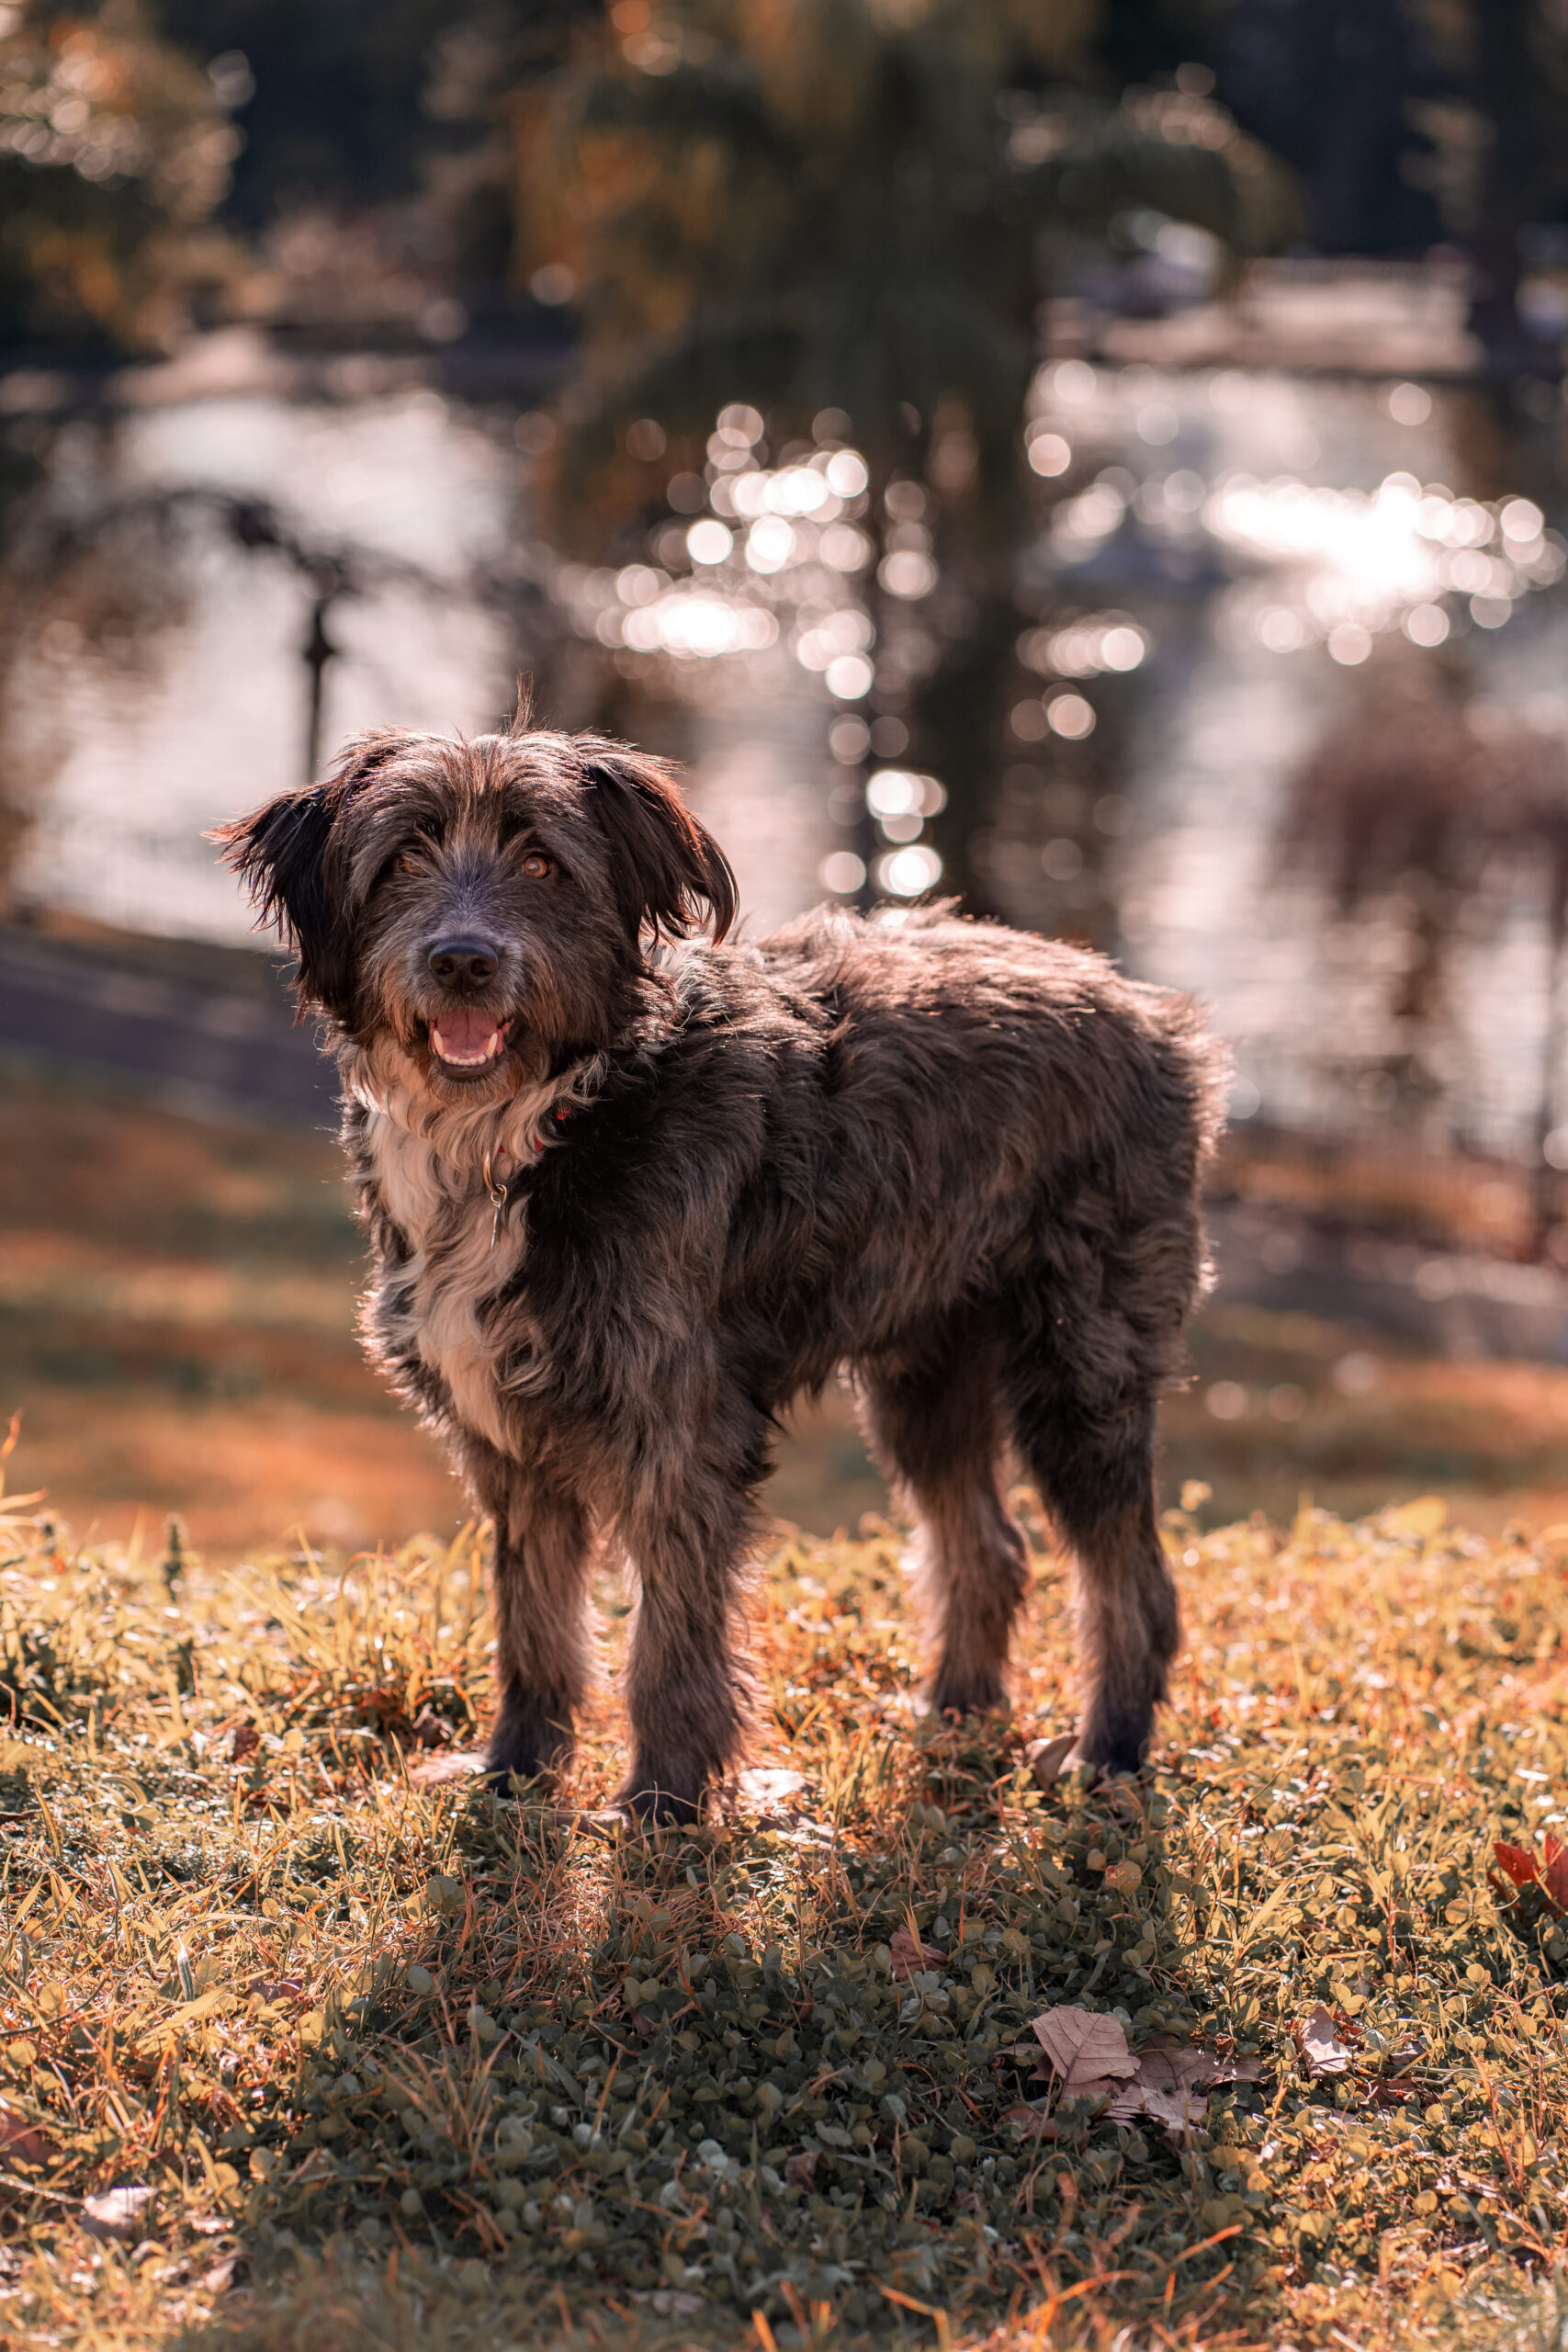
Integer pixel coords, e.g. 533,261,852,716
218,717,1226,1820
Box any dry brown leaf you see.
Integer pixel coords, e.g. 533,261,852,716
888,1926,944,1979
0,2109,52,2165
82,2185,155,2241
1138,2047,1262,2094
784,2149,818,2187
199,2254,247,2293
406,1749,489,1789
245,1976,303,2005
1024,1732,1077,1789
1001,2103,1060,2140
1385,1495,1447,1539
1299,2005,1352,2076
733,1767,809,1811
1031,2005,1138,2093
1112,2080,1208,2139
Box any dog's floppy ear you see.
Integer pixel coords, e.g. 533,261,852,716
211,732,400,1018
578,736,738,945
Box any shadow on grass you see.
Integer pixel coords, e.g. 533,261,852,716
152,1737,1270,2352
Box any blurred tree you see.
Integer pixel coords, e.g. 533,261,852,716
0,0,240,351
1218,0,1568,374
1216,0,1445,256
1405,0,1568,378
145,0,599,313
151,0,459,228
513,0,1285,902
1280,659,1568,1248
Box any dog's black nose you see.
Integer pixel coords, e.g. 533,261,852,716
426,935,500,984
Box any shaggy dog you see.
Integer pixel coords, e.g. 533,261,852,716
218,718,1226,1822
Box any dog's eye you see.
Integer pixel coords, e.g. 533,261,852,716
521,852,553,880
398,853,418,875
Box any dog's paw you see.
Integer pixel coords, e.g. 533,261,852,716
613,1781,704,1829
925,1674,1009,1720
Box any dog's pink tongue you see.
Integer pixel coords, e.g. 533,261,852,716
431,1010,500,1057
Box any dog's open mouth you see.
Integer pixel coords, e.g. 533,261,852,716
429,1012,511,1073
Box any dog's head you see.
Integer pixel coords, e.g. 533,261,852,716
214,723,736,1101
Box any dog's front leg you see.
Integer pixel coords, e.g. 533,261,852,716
617,1487,757,1826
480,1462,596,1789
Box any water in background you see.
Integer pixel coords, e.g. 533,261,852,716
9,350,1568,1154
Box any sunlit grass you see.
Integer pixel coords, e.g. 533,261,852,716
1,1443,1568,2349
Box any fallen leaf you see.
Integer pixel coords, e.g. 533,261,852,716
1031,2005,1138,2093
1386,1495,1447,1538
784,2149,818,2187
245,1976,303,2005
1093,2043,1260,2143
83,2185,155,2241
888,1926,944,1979
1136,2049,1228,2095
1001,2103,1060,2140
231,1724,261,1764
0,2109,52,2165
199,2254,247,2293
1110,2079,1207,2139
1298,2005,1352,2076
1492,1840,1540,1893
406,1750,488,1789
1545,1837,1568,1912
1024,1733,1077,1790
733,1767,809,1811
1369,2077,1419,2107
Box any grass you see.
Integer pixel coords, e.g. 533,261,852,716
13,1064,1568,1555
0,1068,887,1551
3,1445,1568,2352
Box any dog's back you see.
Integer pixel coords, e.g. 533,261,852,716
219,721,1228,1814
726,904,1228,1385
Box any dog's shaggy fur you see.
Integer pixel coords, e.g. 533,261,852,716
218,719,1227,1820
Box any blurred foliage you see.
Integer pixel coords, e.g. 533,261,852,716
0,0,241,350
518,0,1283,500
151,0,476,227
512,0,1292,899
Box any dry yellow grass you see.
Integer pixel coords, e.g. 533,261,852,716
1,1435,1567,2352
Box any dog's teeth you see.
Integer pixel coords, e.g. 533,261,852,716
432,1023,505,1068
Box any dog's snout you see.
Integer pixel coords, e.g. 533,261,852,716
426,935,500,985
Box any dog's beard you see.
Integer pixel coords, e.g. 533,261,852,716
343,1026,605,1172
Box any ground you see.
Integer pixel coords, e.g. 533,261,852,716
8,1068,1568,1554
1,1462,1567,2352
6,1067,1568,2349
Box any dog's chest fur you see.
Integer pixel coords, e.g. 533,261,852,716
363,1114,525,1451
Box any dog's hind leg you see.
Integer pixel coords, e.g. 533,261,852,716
480,1462,596,1787
1006,1376,1176,1775
857,1331,1029,1717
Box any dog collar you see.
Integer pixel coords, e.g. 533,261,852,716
480,1106,573,1249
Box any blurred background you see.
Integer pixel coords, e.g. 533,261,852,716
8,0,1568,1553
